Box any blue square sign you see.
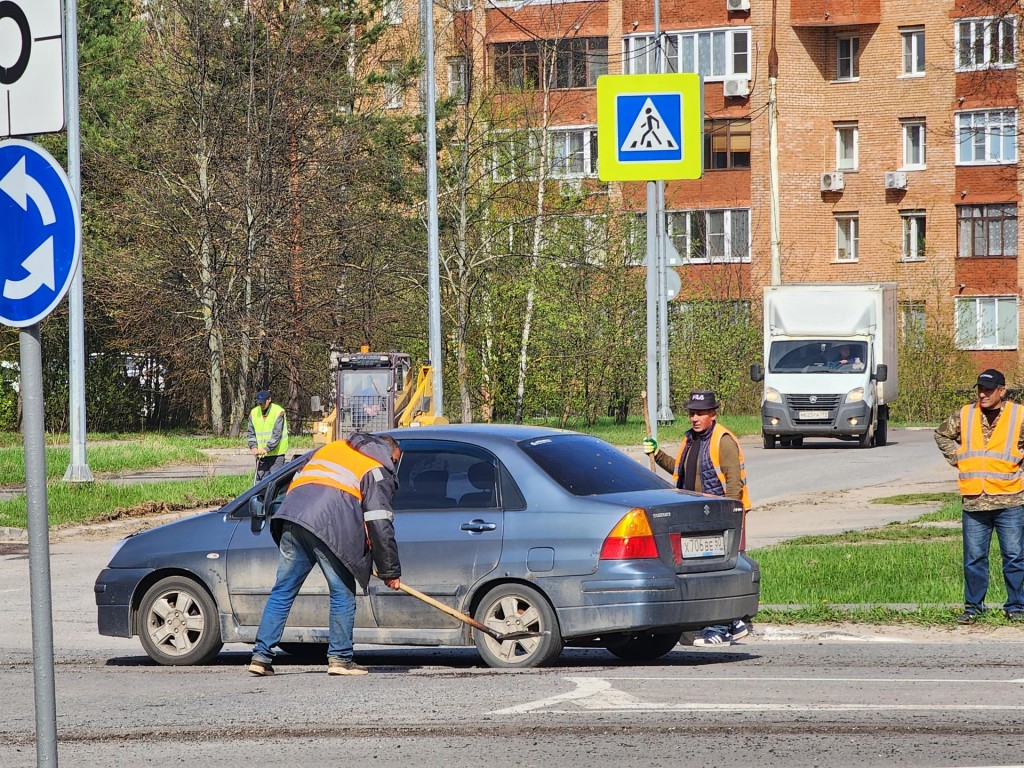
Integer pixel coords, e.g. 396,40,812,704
615,92,683,164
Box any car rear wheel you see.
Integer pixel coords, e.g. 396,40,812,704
604,630,682,661
473,583,562,669
137,576,223,666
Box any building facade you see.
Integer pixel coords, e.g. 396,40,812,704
403,0,1022,371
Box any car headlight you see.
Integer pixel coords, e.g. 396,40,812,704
846,387,865,403
764,387,783,404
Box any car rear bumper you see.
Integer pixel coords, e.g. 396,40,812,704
557,557,760,638
94,567,153,638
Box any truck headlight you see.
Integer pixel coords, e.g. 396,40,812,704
764,387,783,404
846,387,865,403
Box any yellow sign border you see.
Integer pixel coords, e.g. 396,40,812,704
597,73,704,182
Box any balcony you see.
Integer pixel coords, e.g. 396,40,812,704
790,0,880,27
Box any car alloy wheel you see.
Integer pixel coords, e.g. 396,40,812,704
137,576,223,666
473,583,562,669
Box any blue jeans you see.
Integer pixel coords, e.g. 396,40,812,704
962,506,1024,614
252,522,357,663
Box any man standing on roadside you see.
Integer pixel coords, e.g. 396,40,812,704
935,369,1024,624
642,389,752,645
248,432,403,677
248,390,289,483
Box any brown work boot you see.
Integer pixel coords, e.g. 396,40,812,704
327,659,368,676
248,658,275,676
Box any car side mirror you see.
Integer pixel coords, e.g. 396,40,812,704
873,363,888,383
250,495,266,534
310,395,322,413
750,363,764,382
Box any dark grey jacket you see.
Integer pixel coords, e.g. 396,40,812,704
271,433,401,588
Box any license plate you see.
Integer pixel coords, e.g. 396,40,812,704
681,535,725,559
798,410,829,420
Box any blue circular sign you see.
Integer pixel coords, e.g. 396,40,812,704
0,138,81,328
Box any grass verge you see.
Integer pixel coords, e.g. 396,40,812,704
0,475,252,528
753,492,1024,626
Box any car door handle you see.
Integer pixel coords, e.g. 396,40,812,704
461,519,497,533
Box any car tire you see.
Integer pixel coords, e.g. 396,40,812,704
137,576,223,666
604,630,682,662
473,583,563,669
763,432,776,449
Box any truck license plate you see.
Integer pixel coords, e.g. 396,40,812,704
798,410,829,420
681,535,725,559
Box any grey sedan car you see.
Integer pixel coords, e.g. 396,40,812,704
95,425,759,668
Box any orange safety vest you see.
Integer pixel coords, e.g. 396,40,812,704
674,422,752,512
288,440,383,499
956,402,1024,496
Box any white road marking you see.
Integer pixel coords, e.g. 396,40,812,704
489,676,1024,715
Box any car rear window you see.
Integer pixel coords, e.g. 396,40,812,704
519,434,671,496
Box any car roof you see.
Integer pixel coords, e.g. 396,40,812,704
383,423,577,447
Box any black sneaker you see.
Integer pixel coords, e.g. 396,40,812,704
956,610,978,625
1004,610,1024,623
248,659,275,676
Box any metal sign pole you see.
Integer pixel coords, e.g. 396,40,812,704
21,324,59,767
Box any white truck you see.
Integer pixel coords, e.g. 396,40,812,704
751,283,898,449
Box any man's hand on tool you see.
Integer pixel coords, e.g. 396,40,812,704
384,577,401,590
642,437,658,455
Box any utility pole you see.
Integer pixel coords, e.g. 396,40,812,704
768,0,782,286
421,0,443,416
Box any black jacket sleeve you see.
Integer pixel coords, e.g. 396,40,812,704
361,466,402,580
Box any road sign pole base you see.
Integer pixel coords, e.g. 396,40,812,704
62,463,94,482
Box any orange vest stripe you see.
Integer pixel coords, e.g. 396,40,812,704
673,423,752,511
956,402,1024,496
288,441,382,499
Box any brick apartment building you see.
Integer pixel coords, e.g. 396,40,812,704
393,0,1023,371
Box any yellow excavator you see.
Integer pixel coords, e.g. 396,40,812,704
311,347,448,445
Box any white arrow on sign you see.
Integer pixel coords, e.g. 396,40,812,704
0,156,57,225
4,237,56,299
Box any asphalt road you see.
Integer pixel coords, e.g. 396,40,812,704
6,427,1021,768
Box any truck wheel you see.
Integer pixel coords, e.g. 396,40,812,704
763,433,776,449
792,437,804,447
858,424,874,448
875,417,887,447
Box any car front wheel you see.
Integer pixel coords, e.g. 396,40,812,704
137,576,223,666
473,583,563,669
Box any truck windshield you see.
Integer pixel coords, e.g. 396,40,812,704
769,340,868,373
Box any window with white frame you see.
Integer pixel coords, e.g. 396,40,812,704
491,130,540,181
956,109,1017,163
956,295,1018,349
902,119,926,168
447,57,467,103
835,123,858,170
547,128,598,178
957,204,1017,257
956,17,1016,71
623,28,751,80
900,211,926,261
836,36,859,80
454,0,472,9
666,208,750,263
384,61,403,109
383,0,402,24
836,215,859,261
900,300,927,342
901,27,925,75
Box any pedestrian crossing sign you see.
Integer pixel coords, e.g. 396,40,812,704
596,74,704,181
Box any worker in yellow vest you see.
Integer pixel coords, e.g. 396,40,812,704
247,389,289,482
935,369,1024,625
642,389,752,646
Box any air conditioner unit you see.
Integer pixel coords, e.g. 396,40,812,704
820,171,845,192
727,0,750,10
885,171,908,190
723,77,750,97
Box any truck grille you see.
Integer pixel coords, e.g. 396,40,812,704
785,394,841,410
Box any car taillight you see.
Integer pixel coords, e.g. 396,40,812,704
600,508,659,560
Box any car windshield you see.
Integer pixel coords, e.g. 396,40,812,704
519,434,670,496
768,340,867,373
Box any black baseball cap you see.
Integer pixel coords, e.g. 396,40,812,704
977,369,1006,389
